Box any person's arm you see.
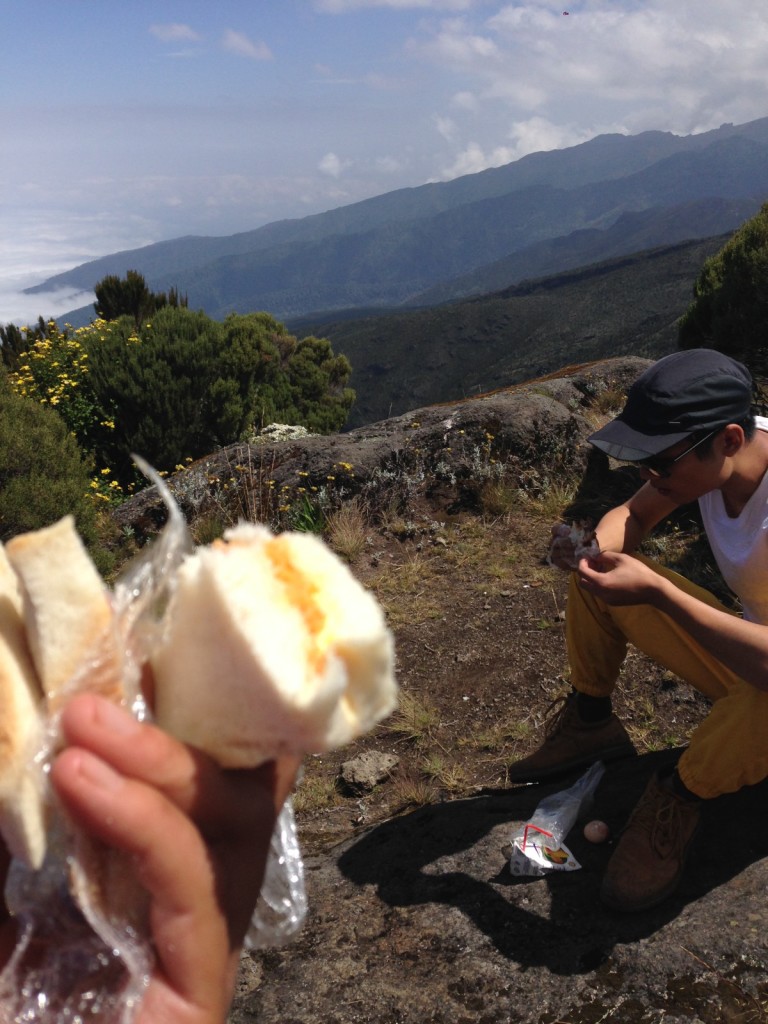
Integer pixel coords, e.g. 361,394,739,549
578,551,768,692
549,481,678,569
594,482,679,553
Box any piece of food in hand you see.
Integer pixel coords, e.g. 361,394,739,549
0,546,47,869
5,516,121,709
547,521,600,570
1,516,120,871
1,517,139,931
151,522,397,768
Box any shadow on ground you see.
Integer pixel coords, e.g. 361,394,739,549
339,750,768,976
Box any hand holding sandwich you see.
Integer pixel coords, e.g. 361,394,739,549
1,692,298,1024
0,509,397,1022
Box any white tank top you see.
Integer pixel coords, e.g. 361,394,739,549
698,416,768,624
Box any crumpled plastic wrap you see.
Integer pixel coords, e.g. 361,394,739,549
0,460,307,1023
508,761,605,877
547,522,600,571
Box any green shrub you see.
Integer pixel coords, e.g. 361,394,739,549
0,383,112,573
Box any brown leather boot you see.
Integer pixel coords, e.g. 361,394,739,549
507,691,636,784
600,773,701,912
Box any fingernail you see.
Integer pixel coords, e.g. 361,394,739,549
76,751,123,793
93,696,141,737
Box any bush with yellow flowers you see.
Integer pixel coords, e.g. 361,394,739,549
7,319,118,456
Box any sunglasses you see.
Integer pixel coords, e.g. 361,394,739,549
635,428,720,479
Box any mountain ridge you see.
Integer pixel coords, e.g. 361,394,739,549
29,116,768,323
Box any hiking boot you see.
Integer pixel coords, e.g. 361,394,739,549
507,692,636,784
600,773,701,912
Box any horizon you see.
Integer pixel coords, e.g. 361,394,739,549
3,0,768,324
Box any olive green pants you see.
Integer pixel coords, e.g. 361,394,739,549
566,555,768,799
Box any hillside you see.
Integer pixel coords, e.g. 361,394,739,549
31,116,768,323
293,233,730,429
110,357,768,1024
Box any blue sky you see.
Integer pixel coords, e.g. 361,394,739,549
2,0,768,322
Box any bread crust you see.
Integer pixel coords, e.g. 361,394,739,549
0,545,46,868
6,516,119,708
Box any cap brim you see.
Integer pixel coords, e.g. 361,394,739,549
588,419,691,461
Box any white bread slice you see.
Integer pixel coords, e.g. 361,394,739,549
0,545,47,868
5,517,143,934
5,516,121,709
151,523,397,768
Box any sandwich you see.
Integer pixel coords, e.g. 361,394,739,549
0,515,397,872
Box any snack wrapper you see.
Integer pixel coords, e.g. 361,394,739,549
507,761,605,878
547,522,600,571
0,460,307,1023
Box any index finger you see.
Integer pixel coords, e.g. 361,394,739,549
59,694,299,838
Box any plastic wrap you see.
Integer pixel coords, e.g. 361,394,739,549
246,798,307,949
547,522,600,571
0,460,307,1023
508,761,605,877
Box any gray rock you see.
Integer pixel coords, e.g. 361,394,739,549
340,751,400,793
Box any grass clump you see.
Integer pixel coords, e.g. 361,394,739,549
327,497,369,561
292,771,342,814
387,689,440,745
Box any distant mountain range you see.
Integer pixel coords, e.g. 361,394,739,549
32,116,768,324
27,116,768,430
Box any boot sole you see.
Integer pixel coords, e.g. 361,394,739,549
600,870,683,913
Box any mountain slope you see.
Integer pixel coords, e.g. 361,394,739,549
289,234,728,428
406,197,760,305
31,117,768,322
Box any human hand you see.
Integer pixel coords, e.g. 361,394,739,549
0,694,299,1024
576,550,662,606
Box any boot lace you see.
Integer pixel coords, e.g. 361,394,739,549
630,782,698,859
542,694,575,739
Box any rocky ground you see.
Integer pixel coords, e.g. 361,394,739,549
230,512,768,1024
117,357,768,1023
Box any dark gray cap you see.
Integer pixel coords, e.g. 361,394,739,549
589,349,753,460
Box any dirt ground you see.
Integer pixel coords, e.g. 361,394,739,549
229,507,768,1024
293,512,714,851
112,358,766,1023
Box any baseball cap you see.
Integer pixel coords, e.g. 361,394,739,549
588,349,753,461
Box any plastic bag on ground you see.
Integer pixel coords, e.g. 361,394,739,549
508,761,605,877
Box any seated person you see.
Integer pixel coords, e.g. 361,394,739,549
509,349,768,912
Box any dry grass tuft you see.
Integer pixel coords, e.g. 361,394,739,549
387,689,440,745
388,772,439,812
327,497,369,561
292,771,342,814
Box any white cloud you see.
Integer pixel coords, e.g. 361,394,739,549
315,0,476,11
440,140,516,178
506,116,595,160
318,152,351,177
375,156,405,173
434,115,457,141
421,1,768,133
149,23,202,43
221,30,272,60
452,90,479,112
0,287,95,327
410,0,768,182
415,17,500,65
